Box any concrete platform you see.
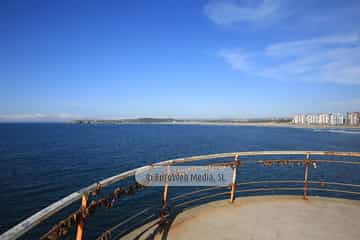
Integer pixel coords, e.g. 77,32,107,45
123,195,360,240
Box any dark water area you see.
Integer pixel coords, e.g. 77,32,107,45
0,123,360,238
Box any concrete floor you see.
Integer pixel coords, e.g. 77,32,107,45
123,195,360,240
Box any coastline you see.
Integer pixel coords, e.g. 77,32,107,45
166,121,360,129
72,120,360,129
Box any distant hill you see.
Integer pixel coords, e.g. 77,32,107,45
72,118,292,124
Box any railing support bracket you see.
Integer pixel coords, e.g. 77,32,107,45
76,194,88,240
230,155,239,203
303,153,310,200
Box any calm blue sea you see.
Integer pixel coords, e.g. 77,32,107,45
0,123,360,238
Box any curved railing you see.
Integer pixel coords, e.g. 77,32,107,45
1,151,360,240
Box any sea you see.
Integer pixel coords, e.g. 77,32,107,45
1,123,360,239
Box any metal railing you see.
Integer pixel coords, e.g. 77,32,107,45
1,151,360,240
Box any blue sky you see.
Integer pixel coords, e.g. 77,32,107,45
1,0,360,121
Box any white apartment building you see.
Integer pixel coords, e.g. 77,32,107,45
293,114,306,124
306,114,319,125
329,113,345,125
318,113,330,125
347,112,360,125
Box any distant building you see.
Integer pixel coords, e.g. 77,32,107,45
347,112,360,125
306,114,319,125
293,114,306,124
329,113,345,125
300,114,306,124
318,113,330,125
337,113,345,125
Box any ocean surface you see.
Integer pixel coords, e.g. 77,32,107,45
1,123,360,238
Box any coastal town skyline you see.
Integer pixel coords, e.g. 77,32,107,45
293,112,360,126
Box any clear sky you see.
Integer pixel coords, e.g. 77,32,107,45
1,0,360,121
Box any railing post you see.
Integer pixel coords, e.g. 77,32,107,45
76,194,88,240
230,155,239,203
161,163,170,219
303,153,310,200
